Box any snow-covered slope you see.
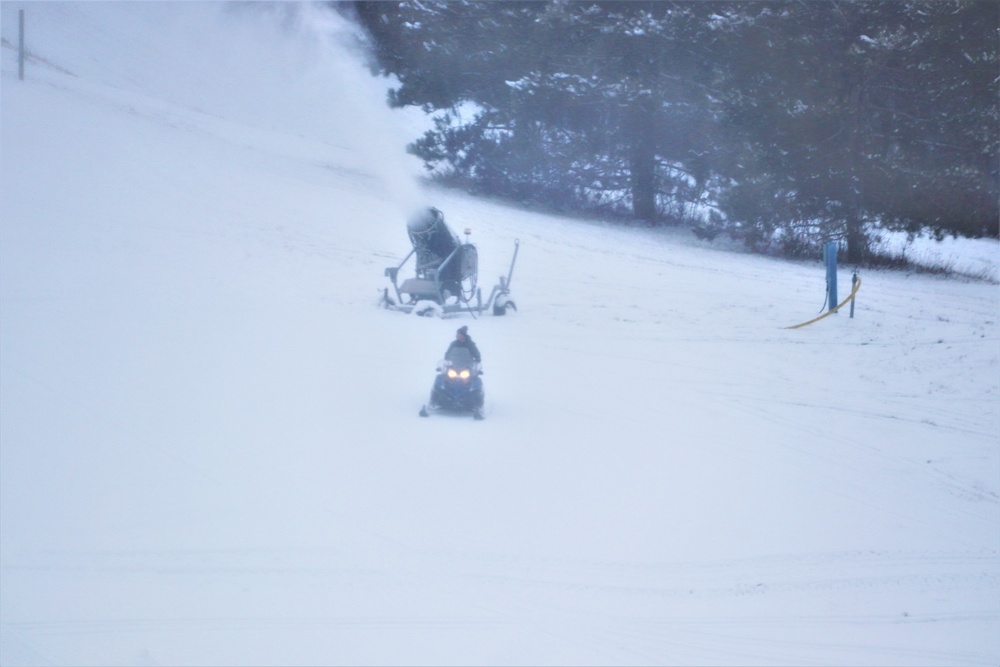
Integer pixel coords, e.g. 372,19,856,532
2,3,998,665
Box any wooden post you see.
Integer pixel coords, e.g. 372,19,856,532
18,9,25,81
850,271,858,319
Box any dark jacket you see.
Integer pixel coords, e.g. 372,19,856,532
446,336,481,363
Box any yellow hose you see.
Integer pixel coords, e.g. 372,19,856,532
785,276,862,330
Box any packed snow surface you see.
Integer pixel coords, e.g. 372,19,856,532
1,3,998,666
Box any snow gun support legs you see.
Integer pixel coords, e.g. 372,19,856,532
381,237,520,317
486,239,519,316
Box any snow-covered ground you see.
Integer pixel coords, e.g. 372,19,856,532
1,3,997,665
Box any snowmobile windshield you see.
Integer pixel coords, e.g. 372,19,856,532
444,347,475,369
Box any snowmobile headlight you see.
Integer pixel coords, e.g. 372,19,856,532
447,368,459,379
459,369,471,380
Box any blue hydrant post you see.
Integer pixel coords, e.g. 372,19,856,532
825,242,838,312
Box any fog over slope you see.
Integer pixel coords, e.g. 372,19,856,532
1,3,998,666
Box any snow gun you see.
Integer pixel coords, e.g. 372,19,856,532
380,206,519,317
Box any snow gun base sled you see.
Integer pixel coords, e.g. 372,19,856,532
379,207,519,317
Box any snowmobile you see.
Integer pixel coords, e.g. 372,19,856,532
419,346,485,420
380,206,519,317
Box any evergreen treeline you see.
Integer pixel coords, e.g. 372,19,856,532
351,1,998,261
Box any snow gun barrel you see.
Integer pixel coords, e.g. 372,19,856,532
407,207,458,266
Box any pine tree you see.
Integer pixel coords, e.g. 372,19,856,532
715,1,998,260
355,1,722,224
354,0,998,256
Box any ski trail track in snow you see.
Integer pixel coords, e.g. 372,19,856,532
2,546,995,665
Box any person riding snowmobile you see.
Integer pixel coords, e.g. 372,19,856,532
420,326,485,419
446,326,481,364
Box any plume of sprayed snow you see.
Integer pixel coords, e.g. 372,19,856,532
216,2,427,215
1,1,427,216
